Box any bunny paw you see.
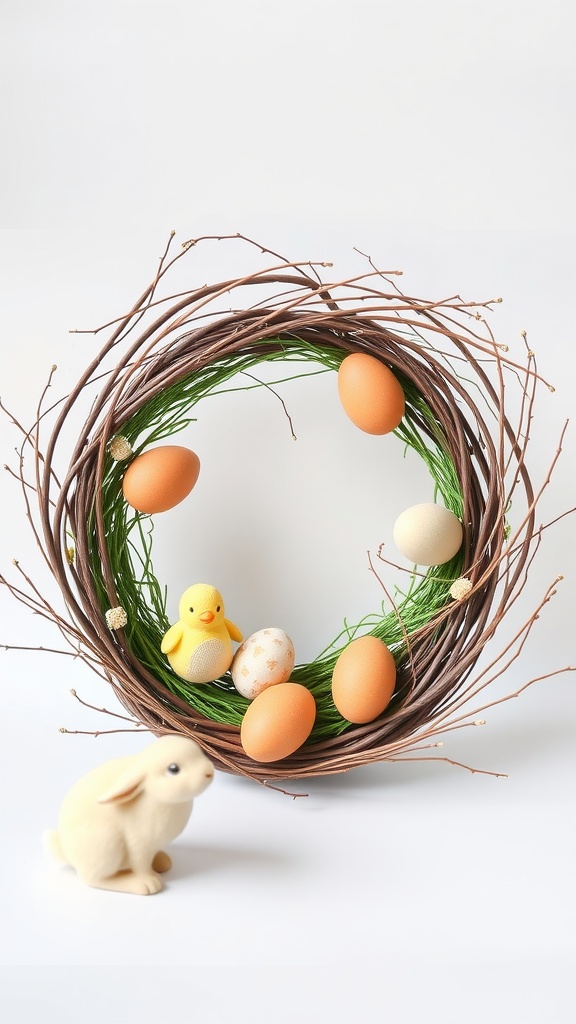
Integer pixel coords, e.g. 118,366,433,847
81,870,163,895
133,872,163,895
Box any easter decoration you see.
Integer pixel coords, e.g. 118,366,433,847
240,682,317,763
161,584,243,684
1,232,573,792
392,503,464,567
231,628,295,699
44,736,214,894
122,444,200,514
337,351,405,434
331,636,397,725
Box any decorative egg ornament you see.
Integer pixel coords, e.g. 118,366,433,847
331,635,397,724
240,682,317,762
122,445,200,514
231,628,295,699
337,352,405,434
393,502,464,566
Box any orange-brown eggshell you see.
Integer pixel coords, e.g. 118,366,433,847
122,445,200,513
240,682,317,762
337,352,405,434
331,635,397,724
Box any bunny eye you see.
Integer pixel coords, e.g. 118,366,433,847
167,763,181,775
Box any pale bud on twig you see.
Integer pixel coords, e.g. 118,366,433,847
105,606,128,630
449,577,473,601
108,436,133,461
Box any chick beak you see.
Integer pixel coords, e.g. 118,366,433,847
199,610,215,624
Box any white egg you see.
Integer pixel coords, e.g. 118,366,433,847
231,628,295,699
393,502,464,566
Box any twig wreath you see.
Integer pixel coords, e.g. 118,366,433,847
1,233,573,791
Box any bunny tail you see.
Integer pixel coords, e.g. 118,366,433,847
43,829,68,864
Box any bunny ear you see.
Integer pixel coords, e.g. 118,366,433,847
97,769,146,805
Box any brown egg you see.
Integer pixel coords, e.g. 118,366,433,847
337,352,405,434
331,635,397,724
122,445,200,513
240,682,317,762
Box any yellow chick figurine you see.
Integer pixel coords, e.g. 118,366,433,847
161,584,243,683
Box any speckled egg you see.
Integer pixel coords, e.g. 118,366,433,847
331,635,397,724
393,502,463,566
240,682,316,762
231,628,295,699
122,445,200,514
337,352,405,434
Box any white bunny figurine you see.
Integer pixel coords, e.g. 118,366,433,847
44,735,214,895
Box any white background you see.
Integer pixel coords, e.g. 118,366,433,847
1,2,575,1022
